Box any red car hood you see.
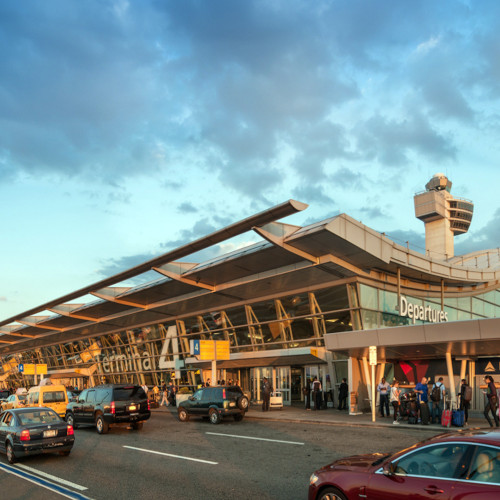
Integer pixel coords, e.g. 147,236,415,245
321,452,390,472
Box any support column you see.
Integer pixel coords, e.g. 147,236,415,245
470,361,476,409
362,356,373,413
459,360,467,382
446,352,456,405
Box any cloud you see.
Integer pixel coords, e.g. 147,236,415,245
177,202,198,214
455,208,500,255
415,36,441,55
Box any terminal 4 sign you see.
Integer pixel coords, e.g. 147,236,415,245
18,364,47,375
190,340,230,360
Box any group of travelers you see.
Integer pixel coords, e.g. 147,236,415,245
379,375,499,428
301,377,349,411
158,381,177,407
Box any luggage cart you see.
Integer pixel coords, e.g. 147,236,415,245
269,391,283,410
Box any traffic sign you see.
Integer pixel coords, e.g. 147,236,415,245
369,346,377,366
18,364,24,373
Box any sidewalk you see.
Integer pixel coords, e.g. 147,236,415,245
153,404,487,431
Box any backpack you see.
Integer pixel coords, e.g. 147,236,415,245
431,384,441,402
463,385,472,402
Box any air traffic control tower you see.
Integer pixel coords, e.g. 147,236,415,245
414,173,474,260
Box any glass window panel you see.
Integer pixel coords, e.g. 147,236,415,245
324,312,353,333
380,290,398,314
359,284,378,309
458,297,471,312
472,298,485,317
314,286,350,311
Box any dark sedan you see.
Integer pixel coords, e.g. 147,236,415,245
309,429,500,500
0,407,74,464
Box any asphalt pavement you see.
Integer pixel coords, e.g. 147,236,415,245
153,402,487,430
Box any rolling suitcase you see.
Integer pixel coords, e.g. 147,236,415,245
420,402,430,425
452,409,465,427
441,408,452,427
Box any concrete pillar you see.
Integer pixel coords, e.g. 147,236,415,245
362,356,373,412
446,352,456,405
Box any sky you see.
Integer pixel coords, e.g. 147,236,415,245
1,0,499,321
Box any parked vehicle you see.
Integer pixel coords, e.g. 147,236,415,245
177,385,249,424
309,429,500,499
65,384,150,434
26,384,68,417
0,407,74,464
1,394,27,411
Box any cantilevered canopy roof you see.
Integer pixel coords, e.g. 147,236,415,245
324,317,500,361
1,201,499,356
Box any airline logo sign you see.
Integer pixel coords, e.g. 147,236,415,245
398,296,448,324
477,358,500,374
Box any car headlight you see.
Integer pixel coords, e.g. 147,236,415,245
310,473,319,485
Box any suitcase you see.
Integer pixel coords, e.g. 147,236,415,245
420,402,430,425
441,408,452,427
452,409,465,427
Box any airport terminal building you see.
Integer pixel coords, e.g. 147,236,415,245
1,174,499,413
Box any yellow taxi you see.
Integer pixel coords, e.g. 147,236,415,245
26,384,68,417
1,394,27,411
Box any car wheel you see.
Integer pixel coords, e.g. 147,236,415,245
233,413,244,422
178,407,190,422
209,408,221,424
6,443,16,464
132,422,143,430
317,487,347,500
65,412,78,429
59,450,71,456
95,414,109,434
237,396,249,411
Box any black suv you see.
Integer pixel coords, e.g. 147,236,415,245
177,386,249,424
65,384,150,434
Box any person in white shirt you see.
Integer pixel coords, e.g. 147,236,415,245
390,380,401,424
377,377,391,417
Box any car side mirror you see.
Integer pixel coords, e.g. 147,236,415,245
383,462,396,476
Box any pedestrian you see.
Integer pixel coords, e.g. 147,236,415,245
377,377,390,417
459,378,472,426
167,381,176,406
312,376,322,410
483,375,499,428
304,379,311,410
206,378,211,387
431,377,445,424
153,384,160,403
338,378,348,410
261,377,272,411
414,377,428,423
141,383,149,398
159,381,169,407
390,380,401,424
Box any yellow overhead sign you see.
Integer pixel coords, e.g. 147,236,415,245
194,340,230,361
22,364,47,375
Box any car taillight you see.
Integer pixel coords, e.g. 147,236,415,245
111,401,116,414
67,425,74,436
147,400,150,411
223,389,226,399
20,429,30,441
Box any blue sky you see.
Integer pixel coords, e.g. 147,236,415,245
1,0,499,320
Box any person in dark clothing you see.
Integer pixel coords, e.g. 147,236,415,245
261,377,272,411
338,378,348,410
312,376,322,410
483,376,499,428
459,378,471,425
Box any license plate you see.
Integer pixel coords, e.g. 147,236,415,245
43,430,57,438
129,405,137,411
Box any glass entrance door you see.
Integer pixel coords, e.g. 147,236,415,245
274,367,291,405
251,367,272,402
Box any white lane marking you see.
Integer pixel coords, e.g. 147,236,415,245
123,445,218,465
206,432,304,445
16,464,88,491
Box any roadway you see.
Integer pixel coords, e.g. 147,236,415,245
0,407,452,500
